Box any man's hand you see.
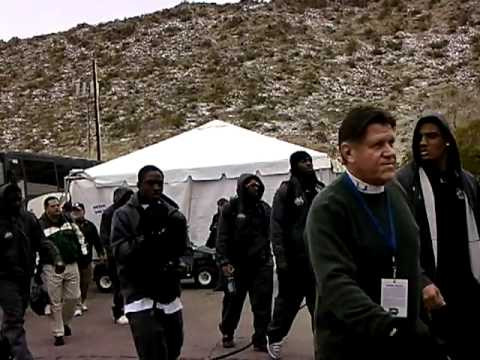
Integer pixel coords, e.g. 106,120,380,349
222,264,234,277
54,261,66,274
422,284,446,312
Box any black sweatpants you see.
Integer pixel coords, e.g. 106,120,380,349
0,280,33,360
267,267,315,343
219,263,273,346
127,308,183,360
428,295,480,360
108,256,124,320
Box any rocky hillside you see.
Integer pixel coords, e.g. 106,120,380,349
1,0,479,170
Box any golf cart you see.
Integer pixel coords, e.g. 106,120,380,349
92,244,218,292
181,244,218,288
93,261,112,293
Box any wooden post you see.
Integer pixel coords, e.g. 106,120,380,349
92,59,102,161
86,97,91,158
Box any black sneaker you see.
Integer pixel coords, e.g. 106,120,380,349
222,334,235,348
54,336,64,346
64,325,72,337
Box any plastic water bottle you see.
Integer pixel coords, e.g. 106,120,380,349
226,276,236,294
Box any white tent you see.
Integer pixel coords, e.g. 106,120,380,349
69,120,335,245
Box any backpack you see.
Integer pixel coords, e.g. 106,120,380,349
30,277,50,316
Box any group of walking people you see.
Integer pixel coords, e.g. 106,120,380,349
0,105,479,360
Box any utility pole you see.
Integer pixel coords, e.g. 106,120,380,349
86,98,92,158
92,59,102,161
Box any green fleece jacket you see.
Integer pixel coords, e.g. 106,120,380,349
306,173,426,360
39,214,87,265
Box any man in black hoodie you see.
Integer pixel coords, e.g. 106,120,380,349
99,187,133,324
205,198,228,249
267,151,324,359
0,183,60,359
397,114,480,360
111,165,188,360
216,174,273,352
206,198,228,291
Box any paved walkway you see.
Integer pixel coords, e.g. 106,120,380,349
26,287,314,359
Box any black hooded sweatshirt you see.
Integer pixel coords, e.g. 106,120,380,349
397,114,480,304
100,186,134,255
271,169,324,270
216,174,272,268
0,183,59,288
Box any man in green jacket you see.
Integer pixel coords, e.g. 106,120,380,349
39,196,87,346
305,106,446,360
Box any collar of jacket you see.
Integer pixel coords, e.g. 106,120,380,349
40,213,68,227
346,170,385,194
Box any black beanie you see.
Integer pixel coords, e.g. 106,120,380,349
289,151,312,170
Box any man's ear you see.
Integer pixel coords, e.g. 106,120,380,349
340,142,355,165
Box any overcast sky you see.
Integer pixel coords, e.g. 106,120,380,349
0,0,238,41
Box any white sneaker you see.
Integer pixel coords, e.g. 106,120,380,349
115,315,129,325
44,304,52,315
74,309,83,317
81,303,88,312
267,338,283,359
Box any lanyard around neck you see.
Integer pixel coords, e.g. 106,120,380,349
343,175,396,254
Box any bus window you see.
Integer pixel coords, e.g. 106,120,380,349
55,163,70,190
0,152,99,202
23,160,58,200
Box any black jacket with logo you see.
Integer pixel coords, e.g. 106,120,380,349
111,192,189,304
271,174,324,270
397,114,480,296
216,174,272,268
0,184,59,287
76,218,104,268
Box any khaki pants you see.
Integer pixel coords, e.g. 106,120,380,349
78,263,92,306
42,263,80,337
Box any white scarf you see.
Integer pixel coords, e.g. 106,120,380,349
418,167,480,282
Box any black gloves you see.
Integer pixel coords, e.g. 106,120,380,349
54,260,66,274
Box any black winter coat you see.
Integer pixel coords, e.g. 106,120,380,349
111,192,189,304
216,174,272,268
0,184,59,288
270,175,324,270
76,219,104,268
